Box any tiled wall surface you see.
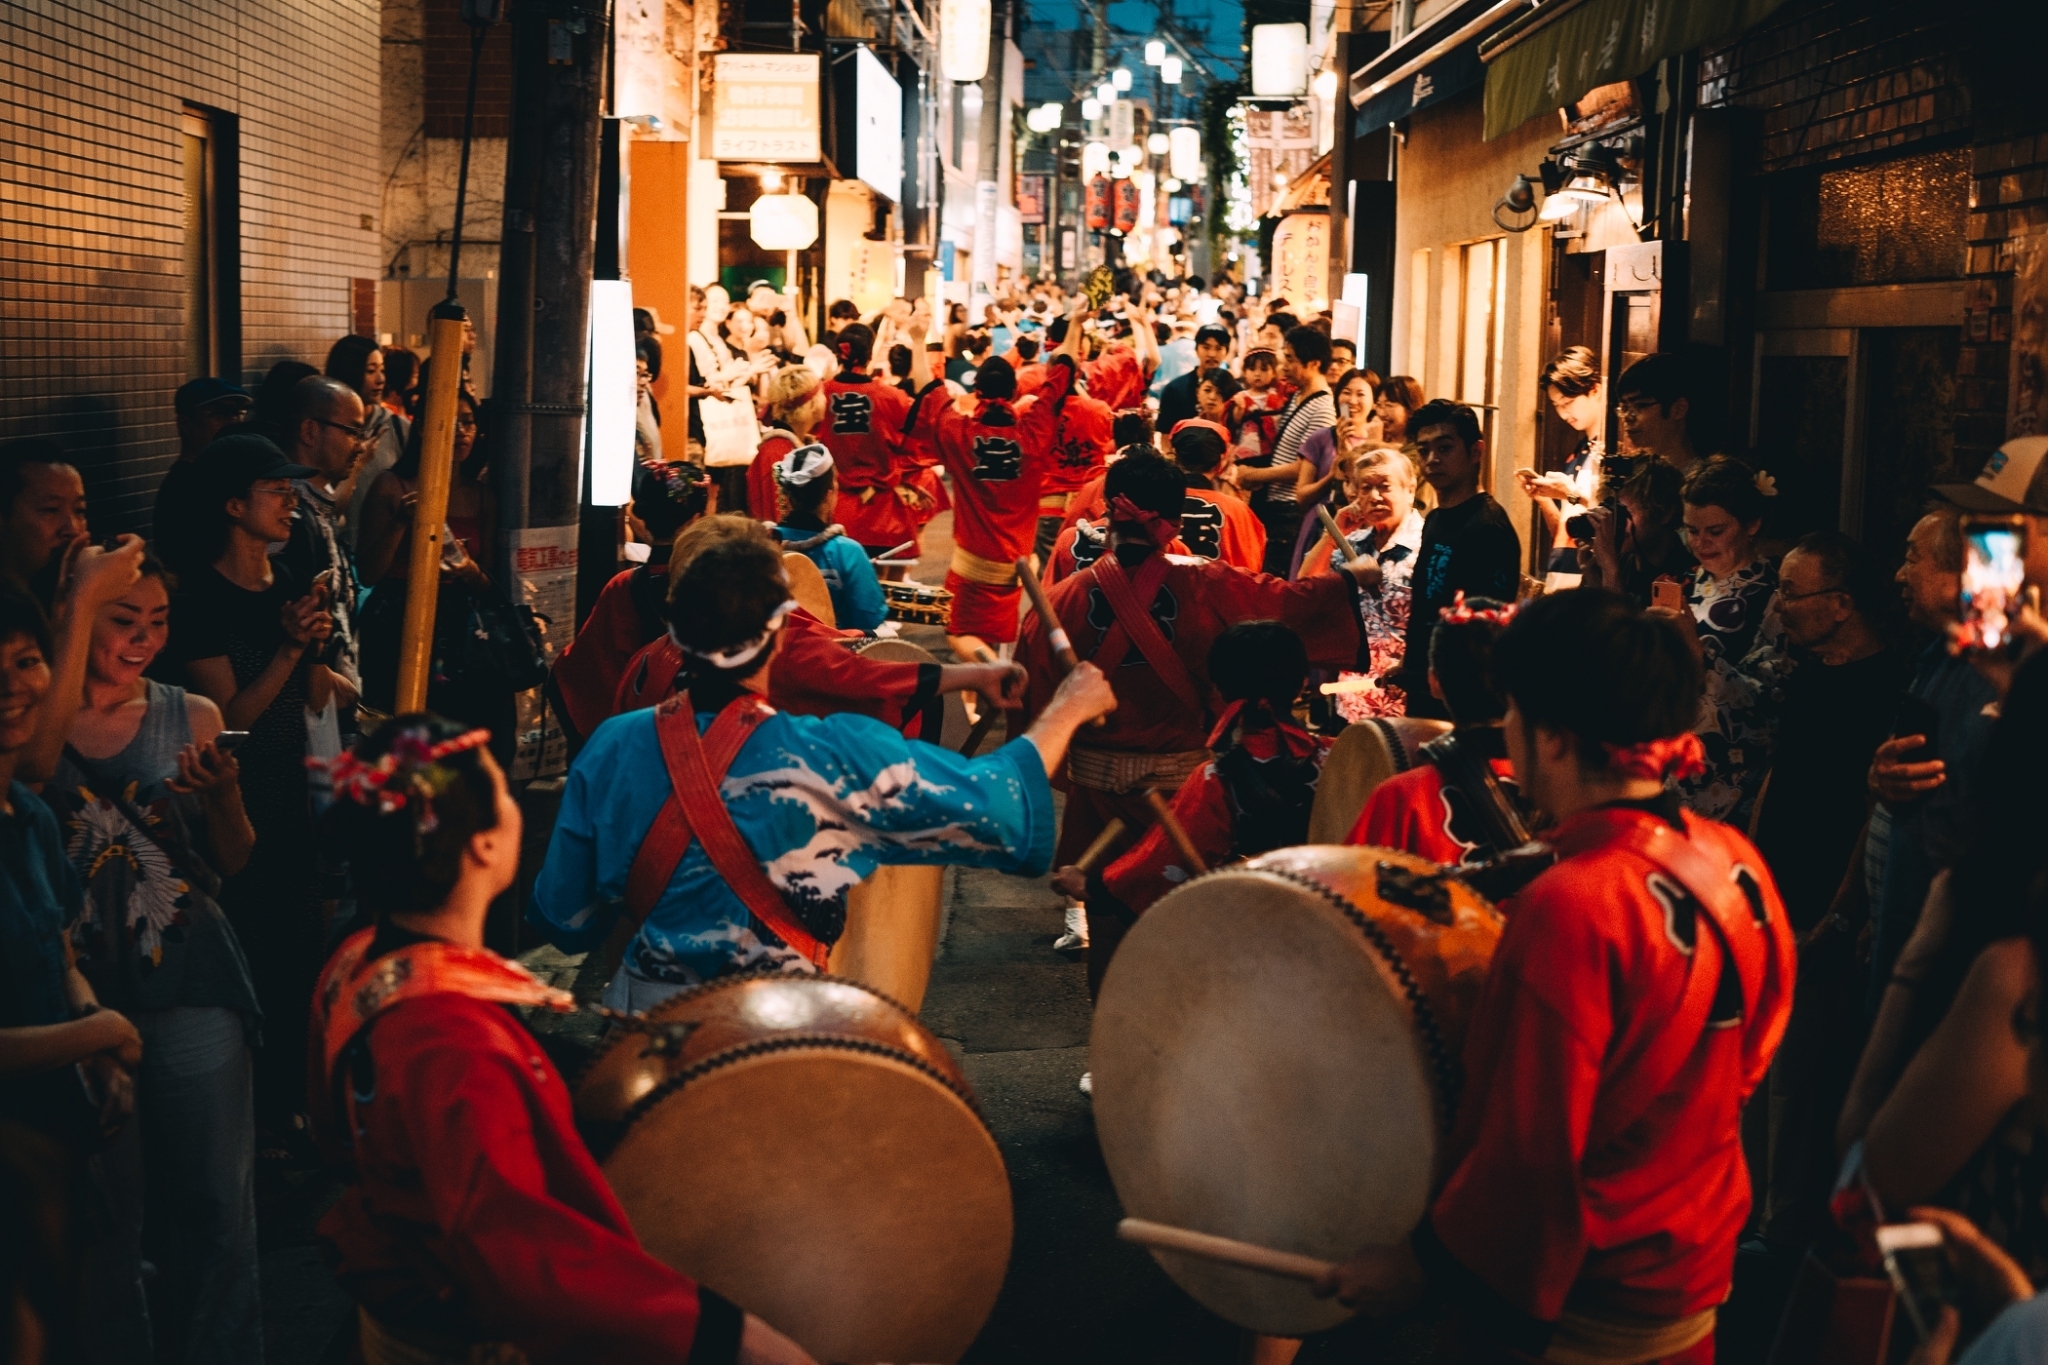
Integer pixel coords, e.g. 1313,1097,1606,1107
1,0,382,534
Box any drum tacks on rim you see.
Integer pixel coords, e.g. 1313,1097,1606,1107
1090,844,1502,1336
576,974,1011,1363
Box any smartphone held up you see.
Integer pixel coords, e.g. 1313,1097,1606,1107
1877,1221,1960,1343
1959,514,2027,652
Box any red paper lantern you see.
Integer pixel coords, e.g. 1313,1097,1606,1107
1085,175,1111,231
1112,178,1139,234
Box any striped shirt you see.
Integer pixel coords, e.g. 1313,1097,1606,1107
1262,389,1335,505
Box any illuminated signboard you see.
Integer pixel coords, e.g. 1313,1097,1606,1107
711,54,820,163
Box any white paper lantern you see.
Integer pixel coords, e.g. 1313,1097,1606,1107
1313,67,1339,102
585,280,637,506
1081,140,1111,179
1250,23,1308,97
748,193,819,250
1160,55,1183,84
1168,125,1201,180
1097,82,1117,106
1144,40,1165,65
939,0,991,83
1081,97,1102,121
1113,67,1132,91
1147,131,1170,155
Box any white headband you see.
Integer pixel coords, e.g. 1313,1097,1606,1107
671,597,800,670
775,443,835,488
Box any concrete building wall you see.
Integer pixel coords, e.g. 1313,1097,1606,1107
2,0,382,532
1389,91,1556,564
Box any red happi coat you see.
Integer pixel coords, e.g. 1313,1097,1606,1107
817,372,920,550
1178,487,1267,572
1426,804,1795,1327
1083,342,1150,411
907,364,1063,567
311,932,721,1362
748,427,799,522
612,607,941,735
1042,519,1193,587
1017,547,1362,757
1042,366,1115,500
549,564,666,742
1349,758,1519,867
1102,706,1332,913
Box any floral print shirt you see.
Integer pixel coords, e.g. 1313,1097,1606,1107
1679,558,1794,824
1329,509,1426,722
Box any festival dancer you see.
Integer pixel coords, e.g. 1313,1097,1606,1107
1016,448,1376,898
1310,589,1794,1365
766,443,889,631
1347,595,1527,866
1050,620,1332,997
1167,419,1267,571
812,324,935,554
1029,315,1117,561
610,516,1019,737
310,715,816,1365
901,311,1066,659
530,532,1116,1010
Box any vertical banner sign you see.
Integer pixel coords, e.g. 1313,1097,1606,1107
1271,212,1331,312
711,55,822,162
1016,175,1048,225
509,526,579,780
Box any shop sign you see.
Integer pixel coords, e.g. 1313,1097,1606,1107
1270,211,1330,312
850,47,903,202
711,54,820,162
1017,175,1049,225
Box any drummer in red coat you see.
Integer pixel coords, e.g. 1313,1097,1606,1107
1167,420,1267,572
1032,317,1116,560
1016,447,1376,884
1314,590,1795,1365
901,307,1073,658
309,715,814,1365
814,324,934,554
1347,594,1527,866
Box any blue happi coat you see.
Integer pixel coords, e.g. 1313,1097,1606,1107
530,702,1053,984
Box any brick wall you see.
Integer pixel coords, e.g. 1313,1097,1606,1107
423,0,512,138
0,0,382,535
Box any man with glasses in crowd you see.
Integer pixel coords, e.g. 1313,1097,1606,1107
278,376,368,716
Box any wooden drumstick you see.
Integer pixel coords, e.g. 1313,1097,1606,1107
1074,818,1127,873
1144,789,1207,876
1118,1219,1334,1283
1317,503,1365,569
1014,556,1108,728
958,644,1004,757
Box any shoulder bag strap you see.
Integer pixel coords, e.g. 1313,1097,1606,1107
628,692,829,967
1090,551,1207,718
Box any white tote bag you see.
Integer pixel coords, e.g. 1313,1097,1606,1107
699,389,761,467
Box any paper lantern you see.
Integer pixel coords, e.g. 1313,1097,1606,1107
1250,23,1307,97
1085,175,1111,230
1081,140,1111,178
1147,131,1170,155
1096,82,1117,106
1113,67,1132,91
1081,98,1101,121
585,280,637,506
1168,126,1201,180
748,192,819,250
939,0,991,83
1160,55,1183,84
1112,178,1140,234
1144,40,1165,65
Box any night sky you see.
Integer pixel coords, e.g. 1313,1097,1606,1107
1019,0,1247,105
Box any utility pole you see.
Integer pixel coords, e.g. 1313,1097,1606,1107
492,0,608,773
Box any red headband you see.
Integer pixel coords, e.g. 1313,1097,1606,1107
1169,417,1232,443
1108,493,1178,548
1602,732,1707,782
1438,591,1520,627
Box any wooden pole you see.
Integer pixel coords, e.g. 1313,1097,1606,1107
1074,817,1126,872
1118,1218,1334,1282
1317,503,1364,568
958,643,1004,756
395,309,469,714
1143,788,1207,875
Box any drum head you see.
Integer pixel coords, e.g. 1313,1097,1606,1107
607,1047,1012,1363
1091,867,1439,1336
782,552,837,627
854,637,939,666
1305,719,1452,843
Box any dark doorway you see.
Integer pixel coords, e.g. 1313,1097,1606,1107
1860,326,1962,568
1753,353,1846,544
181,105,240,380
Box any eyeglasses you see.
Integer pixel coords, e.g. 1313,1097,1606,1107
1778,583,1847,603
1616,396,1666,418
319,419,367,441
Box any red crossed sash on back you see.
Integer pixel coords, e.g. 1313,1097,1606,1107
1548,806,1789,1128
1087,549,1207,720
313,927,575,1082
621,692,830,967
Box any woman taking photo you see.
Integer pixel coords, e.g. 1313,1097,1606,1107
355,383,517,767
1373,375,1425,448
1672,455,1790,825
49,557,264,1362
1288,367,1381,576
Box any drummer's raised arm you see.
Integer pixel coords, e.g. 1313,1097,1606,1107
1020,662,1116,776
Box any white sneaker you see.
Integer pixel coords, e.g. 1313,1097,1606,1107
1078,1071,1093,1097
1052,902,1089,952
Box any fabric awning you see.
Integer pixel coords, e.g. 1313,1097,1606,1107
1350,0,1520,135
1479,0,1788,140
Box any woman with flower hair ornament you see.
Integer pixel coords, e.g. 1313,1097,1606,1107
1308,589,1794,1365
310,714,817,1365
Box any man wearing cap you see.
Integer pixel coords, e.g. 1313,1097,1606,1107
154,377,253,575
1157,324,1233,431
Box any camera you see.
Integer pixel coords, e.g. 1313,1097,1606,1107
1565,454,1648,544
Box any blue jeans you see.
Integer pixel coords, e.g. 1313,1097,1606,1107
136,1005,263,1365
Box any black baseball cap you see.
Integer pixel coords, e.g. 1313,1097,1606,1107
175,377,252,418
197,433,314,495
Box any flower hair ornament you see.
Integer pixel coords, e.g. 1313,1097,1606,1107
1108,493,1178,548
1754,469,1779,498
1602,731,1708,782
671,597,800,670
775,443,835,489
637,458,707,501
315,726,492,834
1438,591,1520,627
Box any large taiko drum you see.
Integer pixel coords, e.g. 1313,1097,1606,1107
1304,716,1453,843
1090,844,1502,1336
577,975,1011,1363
